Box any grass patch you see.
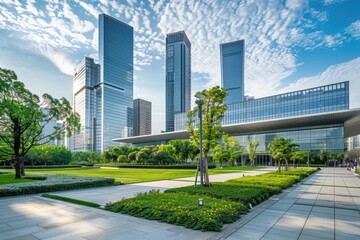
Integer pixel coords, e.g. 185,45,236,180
42,194,100,208
0,174,38,185
22,166,261,184
105,192,248,232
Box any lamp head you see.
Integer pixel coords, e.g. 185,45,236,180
195,93,205,100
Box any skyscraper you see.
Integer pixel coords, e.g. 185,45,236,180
220,40,245,104
73,57,100,152
97,14,133,152
165,31,191,132
133,99,152,136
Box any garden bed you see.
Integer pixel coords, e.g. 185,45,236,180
105,192,248,232
0,175,114,197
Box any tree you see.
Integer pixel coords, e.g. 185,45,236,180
212,135,244,165
0,67,80,178
169,139,184,160
290,151,307,167
187,86,228,186
248,139,260,166
268,137,299,172
319,150,330,164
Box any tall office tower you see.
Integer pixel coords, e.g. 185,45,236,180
220,40,245,105
97,14,133,152
73,57,100,152
165,31,191,132
133,99,152,136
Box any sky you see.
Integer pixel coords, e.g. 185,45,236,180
0,0,359,134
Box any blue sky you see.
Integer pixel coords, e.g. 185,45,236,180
0,0,359,134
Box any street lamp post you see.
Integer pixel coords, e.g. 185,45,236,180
195,93,205,187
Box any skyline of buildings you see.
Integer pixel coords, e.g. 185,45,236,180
133,99,152,136
165,31,191,132
221,40,245,105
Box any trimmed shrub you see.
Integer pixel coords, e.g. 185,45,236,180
0,175,115,197
105,192,248,232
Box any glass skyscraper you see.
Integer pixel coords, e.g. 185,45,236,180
221,40,245,104
133,99,152,136
97,14,134,152
165,31,191,132
73,57,100,152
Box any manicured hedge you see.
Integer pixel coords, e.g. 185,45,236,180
105,192,248,232
165,183,281,206
0,175,115,197
227,175,299,189
0,165,83,169
96,163,217,169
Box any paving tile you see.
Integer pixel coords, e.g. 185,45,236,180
0,226,45,240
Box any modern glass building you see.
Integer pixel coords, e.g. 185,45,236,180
221,40,245,104
133,99,152,136
97,14,133,152
165,31,191,132
73,57,100,152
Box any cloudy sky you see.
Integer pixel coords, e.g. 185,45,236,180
0,0,359,134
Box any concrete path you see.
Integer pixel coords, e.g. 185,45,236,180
221,167,360,240
49,167,276,206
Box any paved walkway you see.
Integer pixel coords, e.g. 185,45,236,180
0,167,359,239
222,168,360,240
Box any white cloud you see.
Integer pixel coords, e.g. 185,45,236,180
278,57,360,108
346,20,360,40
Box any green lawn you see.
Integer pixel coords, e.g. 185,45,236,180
23,166,261,184
0,174,37,185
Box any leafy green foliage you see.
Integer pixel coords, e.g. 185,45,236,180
0,67,80,178
41,194,100,208
212,135,244,165
72,151,100,163
268,137,299,172
290,151,307,167
95,163,216,169
25,145,72,165
187,86,228,186
105,192,248,232
248,139,260,166
165,183,280,206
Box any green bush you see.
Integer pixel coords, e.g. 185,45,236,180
165,183,281,206
105,192,248,232
25,145,72,165
117,155,129,163
227,175,299,189
0,175,115,197
72,151,100,163
95,163,217,169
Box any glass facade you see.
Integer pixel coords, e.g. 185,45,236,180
235,126,344,153
348,135,360,150
98,14,133,152
133,99,152,136
221,40,245,104
73,57,99,152
166,31,191,132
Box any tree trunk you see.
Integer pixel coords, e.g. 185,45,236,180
285,160,289,171
278,161,281,172
14,156,22,178
20,157,25,176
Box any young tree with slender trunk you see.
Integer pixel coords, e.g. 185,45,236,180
187,86,228,187
248,139,260,166
0,67,80,178
290,151,307,167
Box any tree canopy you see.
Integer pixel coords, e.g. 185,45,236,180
248,139,260,166
187,86,228,186
0,67,80,178
268,137,299,172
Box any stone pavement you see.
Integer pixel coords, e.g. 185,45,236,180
1,167,359,239
220,167,360,240
48,167,276,207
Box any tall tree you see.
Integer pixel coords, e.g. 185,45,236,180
248,139,260,166
213,135,244,166
268,137,299,172
187,86,228,186
0,67,80,178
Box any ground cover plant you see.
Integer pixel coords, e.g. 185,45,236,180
165,183,280,206
0,175,114,197
42,194,100,208
22,166,259,184
105,192,248,232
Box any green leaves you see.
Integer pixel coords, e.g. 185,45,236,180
268,137,299,171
